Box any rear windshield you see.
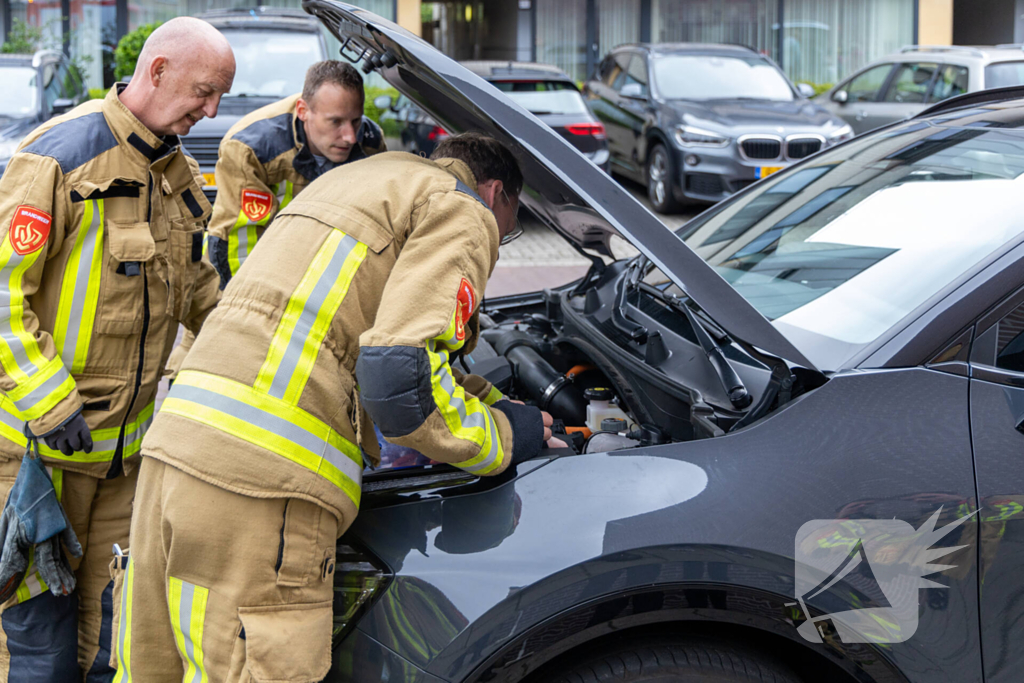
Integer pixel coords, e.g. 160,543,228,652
221,29,322,98
492,80,590,115
986,61,1024,88
0,66,37,117
677,125,1024,370
652,55,795,101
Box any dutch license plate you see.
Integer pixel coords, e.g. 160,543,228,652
201,172,216,187
756,166,784,179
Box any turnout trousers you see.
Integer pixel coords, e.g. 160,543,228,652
115,458,338,682
0,459,138,682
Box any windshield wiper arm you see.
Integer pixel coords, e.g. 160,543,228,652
665,292,752,410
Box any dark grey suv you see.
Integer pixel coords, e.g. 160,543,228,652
583,44,853,213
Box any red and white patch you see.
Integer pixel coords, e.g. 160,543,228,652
455,277,476,342
9,206,51,255
241,189,273,222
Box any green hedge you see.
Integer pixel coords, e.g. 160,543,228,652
797,81,834,97
114,22,161,81
89,88,108,100
364,85,402,138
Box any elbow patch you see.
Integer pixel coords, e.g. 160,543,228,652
356,346,435,438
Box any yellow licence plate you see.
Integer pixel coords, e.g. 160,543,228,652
201,172,216,187
756,166,784,179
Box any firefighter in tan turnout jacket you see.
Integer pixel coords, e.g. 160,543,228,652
0,18,233,683
122,135,552,681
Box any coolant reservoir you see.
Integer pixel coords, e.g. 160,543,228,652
585,387,631,433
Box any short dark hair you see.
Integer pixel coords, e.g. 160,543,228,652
302,60,364,104
430,133,523,196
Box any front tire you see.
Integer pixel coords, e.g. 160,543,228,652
547,636,801,683
646,143,683,214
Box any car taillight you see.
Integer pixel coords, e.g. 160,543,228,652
332,542,391,645
428,126,448,141
566,122,606,140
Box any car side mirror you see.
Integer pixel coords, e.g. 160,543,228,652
620,82,645,99
797,83,815,99
832,90,849,104
50,98,75,114
373,94,394,111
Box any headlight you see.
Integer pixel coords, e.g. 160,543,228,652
827,124,854,144
332,542,390,646
0,139,20,160
674,125,730,148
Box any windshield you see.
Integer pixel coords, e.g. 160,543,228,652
221,29,322,98
676,122,1024,370
491,80,590,115
652,55,795,101
0,66,38,118
986,61,1024,88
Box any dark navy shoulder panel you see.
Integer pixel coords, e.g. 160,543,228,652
231,112,295,164
21,112,118,174
454,179,491,212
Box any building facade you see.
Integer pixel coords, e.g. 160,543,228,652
1,0,951,92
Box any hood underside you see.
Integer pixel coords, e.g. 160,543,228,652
302,0,817,370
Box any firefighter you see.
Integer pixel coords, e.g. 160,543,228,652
164,59,387,380
0,18,232,681
118,134,551,680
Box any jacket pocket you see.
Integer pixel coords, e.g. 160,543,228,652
97,221,155,336
237,600,333,683
167,218,204,322
107,549,130,669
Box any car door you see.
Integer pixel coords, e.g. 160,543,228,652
617,52,655,176
870,61,942,126
585,51,634,175
825,63,896,134
928,64,970,105
968,292,1024,683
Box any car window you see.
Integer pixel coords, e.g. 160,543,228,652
844,64,894,103
986,61,1024,88
994,303,1024,373
603,52,631,90
220,29,323,98
929,64,969,103
42,64,62,111
651,54,794,101
624,55,648,97
0,66,39,118
677,126,1024,371
882,62,939,103
492,80,590,115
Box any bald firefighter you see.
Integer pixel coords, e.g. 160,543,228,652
0,18,232,682
165,60,386,379
118,134,551,680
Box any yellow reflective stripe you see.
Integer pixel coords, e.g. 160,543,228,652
425,341,504,475
54,199,104,374
113,557,134,683
50,467,62,501
228,190,273,276
483,385,503,406
0,400,154,462
254,231,367,404
163,371,361,505
0,237,49,385
168,577,209,683
278,180,294,211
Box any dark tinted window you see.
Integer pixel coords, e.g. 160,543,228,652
929,64,969,103
986,61,1024,88
995,304,1024,372
882,62,938,103
603,52,631,90
42,64,62,110
492,80,590,115
845,64,893,102
623,55,648,96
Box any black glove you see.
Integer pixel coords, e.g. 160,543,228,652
207,234,231,290
491,401,545,466
34,410,93,456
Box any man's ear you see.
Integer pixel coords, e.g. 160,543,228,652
477,179,503,210
149,56,167,86
295,97,310,122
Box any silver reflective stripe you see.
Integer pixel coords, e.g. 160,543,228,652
12,364,71,413
267,234,358,399
236,224,251,262
0,403,23,433
115,558,130,673
0,250,36,376
460,419,500,473
433,346,486,433
59,204,101,368
179,582,201,683
169,383,362,484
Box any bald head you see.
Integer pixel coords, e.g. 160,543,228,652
120,17,235,137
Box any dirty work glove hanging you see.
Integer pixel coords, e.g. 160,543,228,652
0,441,82,602
207,235,231,289
37,411,93,457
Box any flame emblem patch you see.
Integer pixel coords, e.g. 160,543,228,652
241,189,273,222
455,277,476,342
9,206,52,255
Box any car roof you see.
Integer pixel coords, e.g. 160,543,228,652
196,7,321,31
0,49,62,68
616,42,764,58
460,60,574,82
878,44,1024,65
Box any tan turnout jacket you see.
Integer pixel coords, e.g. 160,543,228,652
143,152,515,532
0,87,220,477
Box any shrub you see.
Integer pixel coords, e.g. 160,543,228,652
0,19,45,54
114,22,161,81
364,84,402,137
796,81,834,97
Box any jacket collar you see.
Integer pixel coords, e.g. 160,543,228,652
105,84,181,165
434,158,482,195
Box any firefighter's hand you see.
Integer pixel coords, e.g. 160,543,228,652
541,410,554,442
491,401,545,466
37,411,93,456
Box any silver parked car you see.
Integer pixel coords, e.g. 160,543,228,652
818,45,1024,134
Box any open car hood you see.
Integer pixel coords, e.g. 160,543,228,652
303,0,817,370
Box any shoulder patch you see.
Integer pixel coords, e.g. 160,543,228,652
21,112,118,174
231,113,295,164
9,206,52,255
455,277,476,342
241,189,273,222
